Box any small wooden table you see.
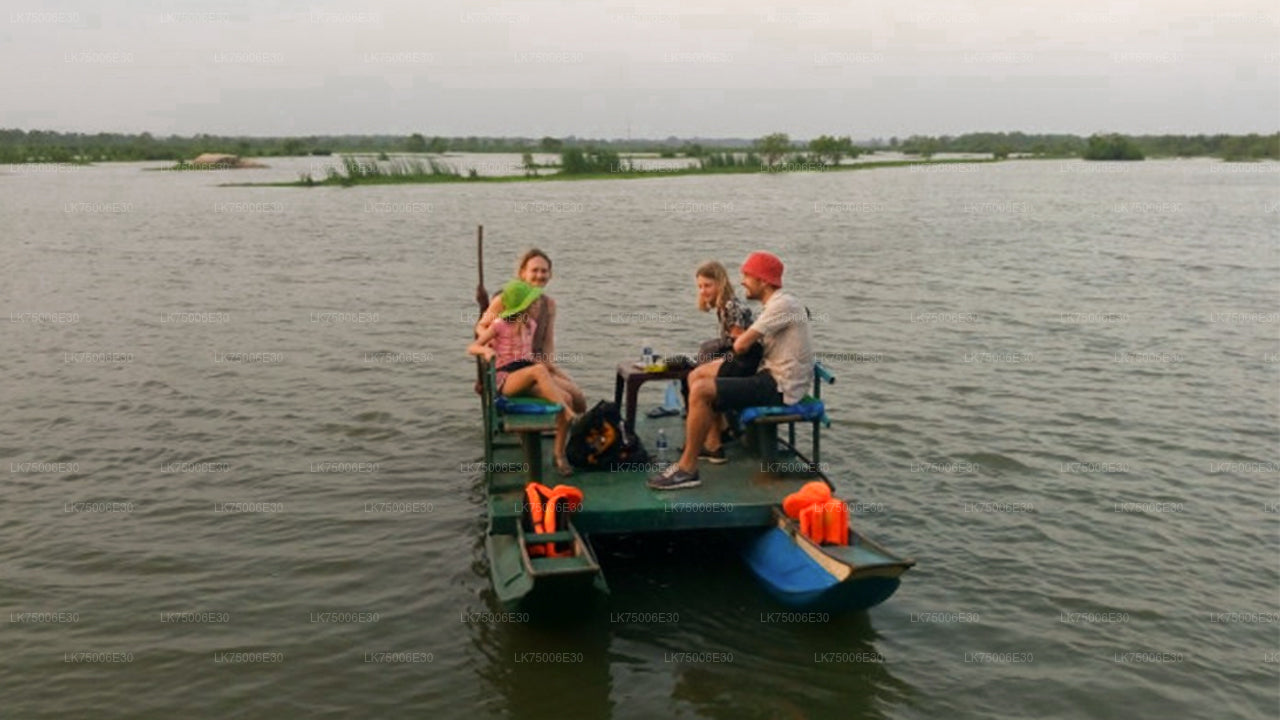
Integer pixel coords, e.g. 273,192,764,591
614,362,692,435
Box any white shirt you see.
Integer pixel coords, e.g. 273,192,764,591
749,291,814,404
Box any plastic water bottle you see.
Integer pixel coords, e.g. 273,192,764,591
655,428,669,464
642,344,654,369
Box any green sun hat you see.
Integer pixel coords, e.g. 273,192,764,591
500,279,543,319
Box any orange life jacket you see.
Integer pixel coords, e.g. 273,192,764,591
799,503,823,543
822,500,849,546
783,481,831,519
523,482,584,558
785,483,849,546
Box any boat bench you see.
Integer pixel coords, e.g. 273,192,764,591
740,361,834,469
480,358,562,481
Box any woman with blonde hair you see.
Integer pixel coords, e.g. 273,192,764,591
695,260,753,344
477,248,586,414
683,260,759,463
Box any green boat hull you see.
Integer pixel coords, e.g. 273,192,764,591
477,360,914,611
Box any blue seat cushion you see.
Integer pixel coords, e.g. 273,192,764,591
740,398,828,427
496,396,563,415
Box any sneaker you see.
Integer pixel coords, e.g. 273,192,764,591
647,464,701,491
698,446,728,464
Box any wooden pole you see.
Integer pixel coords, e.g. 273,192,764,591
474,225,487,314
474,225,487,395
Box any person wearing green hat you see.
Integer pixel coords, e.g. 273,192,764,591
470,279,578,476
476,248,586,414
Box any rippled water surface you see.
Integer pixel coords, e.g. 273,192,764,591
2,156,1277,719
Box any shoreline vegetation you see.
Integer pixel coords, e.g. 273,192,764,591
256,132,1274,187
269,154,1003,188
3,128,1275,186
2,129,1276,166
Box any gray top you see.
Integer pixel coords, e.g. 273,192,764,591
748,291,814,405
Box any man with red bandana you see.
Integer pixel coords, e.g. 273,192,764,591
649,251,814,490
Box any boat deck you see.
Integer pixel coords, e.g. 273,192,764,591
487,411,823,536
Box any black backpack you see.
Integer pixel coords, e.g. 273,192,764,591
566,400,649,470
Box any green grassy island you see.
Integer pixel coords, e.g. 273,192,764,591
238,149,1001,188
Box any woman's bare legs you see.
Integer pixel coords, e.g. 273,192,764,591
501,364,570,406
501,364,576,473
545,364,587,414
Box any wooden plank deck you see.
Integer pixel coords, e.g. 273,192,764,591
487,412,823,536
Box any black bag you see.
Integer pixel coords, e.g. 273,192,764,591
614,430,650,470
566,401,650,470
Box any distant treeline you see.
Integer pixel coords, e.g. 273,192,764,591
894,132,1279,161
0,130,748,164
1,128,1276,164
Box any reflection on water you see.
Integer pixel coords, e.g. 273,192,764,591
469,531,914,719
473,611,614,720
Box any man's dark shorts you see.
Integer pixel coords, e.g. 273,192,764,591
714,372,783,411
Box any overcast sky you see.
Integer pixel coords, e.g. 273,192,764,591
2,0,1277,138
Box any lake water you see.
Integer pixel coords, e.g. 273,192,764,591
2,155,1277,719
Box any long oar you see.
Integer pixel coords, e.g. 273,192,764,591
474,225,487,394
474,225,488,315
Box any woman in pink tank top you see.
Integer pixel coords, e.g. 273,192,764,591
475,249,586,414
470,280,577,476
